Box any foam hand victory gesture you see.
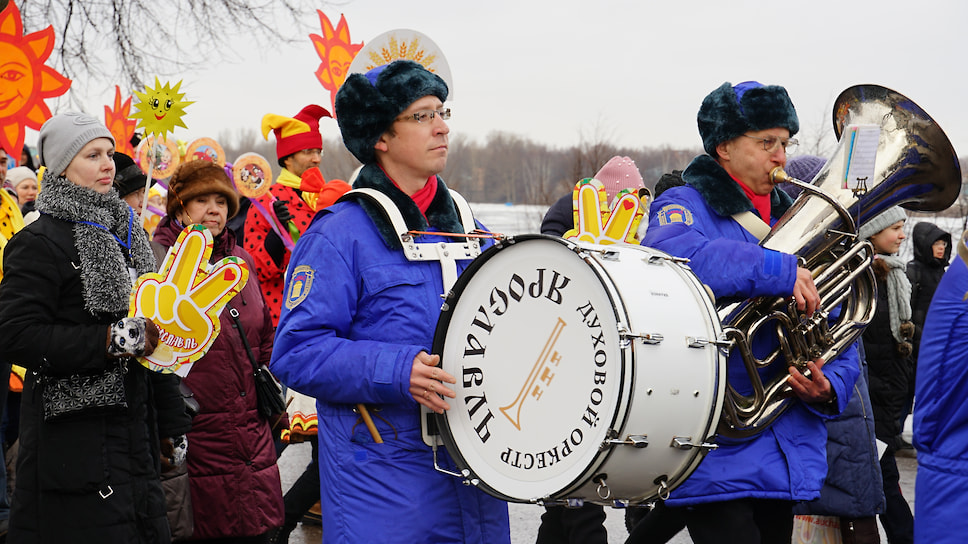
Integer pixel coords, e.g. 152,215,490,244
132,225,248,374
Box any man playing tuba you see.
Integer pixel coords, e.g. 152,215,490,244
640,81,861,543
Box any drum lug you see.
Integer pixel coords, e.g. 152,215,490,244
671,436,719,451
603,433,649,450
687,336,734,349
619,327,664,345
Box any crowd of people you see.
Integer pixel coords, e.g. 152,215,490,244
0,61,960,544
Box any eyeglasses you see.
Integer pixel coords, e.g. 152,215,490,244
396,108,451,124
742,134,798,154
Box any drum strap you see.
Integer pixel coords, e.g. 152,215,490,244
343,188,481,293
731,211,770,241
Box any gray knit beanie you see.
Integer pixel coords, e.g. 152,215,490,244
38,112,115,177
858,206,907,241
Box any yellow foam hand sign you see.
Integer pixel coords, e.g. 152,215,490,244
131,225,248,374
562,178,648,245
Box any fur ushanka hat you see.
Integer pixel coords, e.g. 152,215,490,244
698,81,799,157
166,160,240,220
335,60,449,164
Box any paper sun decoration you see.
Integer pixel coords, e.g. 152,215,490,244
562,178,650,245
131,77,193,140
0,1,71,160
310,12,363,115
131,225,248,375
346,28,454,98
104,85,137,156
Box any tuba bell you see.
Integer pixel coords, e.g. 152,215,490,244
717,84,962,439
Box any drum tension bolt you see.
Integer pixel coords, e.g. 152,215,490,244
604,434,649,449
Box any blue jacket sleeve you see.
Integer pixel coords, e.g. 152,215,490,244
642,189,798,300
802,341,861,419
270,230,422,406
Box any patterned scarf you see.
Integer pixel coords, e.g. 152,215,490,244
34,170,156,316
878,254,913,343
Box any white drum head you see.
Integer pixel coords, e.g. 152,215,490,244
434,236,633,501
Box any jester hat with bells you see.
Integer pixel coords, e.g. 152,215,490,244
261,105,349,210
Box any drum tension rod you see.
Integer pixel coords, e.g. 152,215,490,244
619,327,664,345
671,436,719,451
602,428,649,450
687,336,734,349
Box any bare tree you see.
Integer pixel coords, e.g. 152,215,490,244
17,0,316,96
571,117,618,186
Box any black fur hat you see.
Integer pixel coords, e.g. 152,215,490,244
113,151,148,197
698,81,799,157
335,60,449,164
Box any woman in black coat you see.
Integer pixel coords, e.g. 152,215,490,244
906,221,952,350
0,113,190,542
859,207,915,544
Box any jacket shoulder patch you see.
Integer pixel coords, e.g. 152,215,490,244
285,265,315,310
657,204,694,226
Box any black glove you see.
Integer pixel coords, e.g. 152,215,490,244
272,199,293,225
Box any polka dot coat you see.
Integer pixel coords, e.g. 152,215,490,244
244,183,316,326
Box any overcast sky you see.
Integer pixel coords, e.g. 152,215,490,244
47,0,968,161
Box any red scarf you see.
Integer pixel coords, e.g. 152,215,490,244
409,175,438,215
381,168,438,218
732,175,771,223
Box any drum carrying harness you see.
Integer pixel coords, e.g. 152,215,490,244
339,188,483,294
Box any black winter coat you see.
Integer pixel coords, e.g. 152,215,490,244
0,214,191,543
861,272,914,450
906,221,951,352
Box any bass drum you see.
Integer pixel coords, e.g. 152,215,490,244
432,235,725,505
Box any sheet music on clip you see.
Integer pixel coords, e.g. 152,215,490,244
842,124,880,192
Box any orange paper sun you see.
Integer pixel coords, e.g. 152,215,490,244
310,11,363,114
0,1,72,158
105,85,136,156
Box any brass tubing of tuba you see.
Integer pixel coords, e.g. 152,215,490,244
716,85,962,439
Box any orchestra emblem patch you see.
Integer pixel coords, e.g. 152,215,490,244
657,204,694,226
285,265,315,310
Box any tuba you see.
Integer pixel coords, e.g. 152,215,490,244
717,84,962,439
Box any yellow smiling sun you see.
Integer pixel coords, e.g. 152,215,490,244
132,77,193,139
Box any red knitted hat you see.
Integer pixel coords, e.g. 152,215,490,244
261,105,331,160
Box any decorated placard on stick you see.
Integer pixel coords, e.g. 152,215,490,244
135,136,180,180
232,152,295,251
131,225,248,375
185,137,225,166
131,78,194,224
